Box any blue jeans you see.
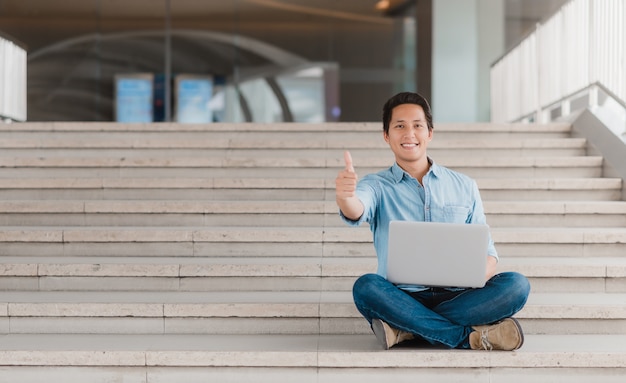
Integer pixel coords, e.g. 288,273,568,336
352,272,530,349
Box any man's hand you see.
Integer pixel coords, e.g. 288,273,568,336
486,256,498,281
336,151,357,199
335,151,364,220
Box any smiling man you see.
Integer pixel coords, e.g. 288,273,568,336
335,92,530,351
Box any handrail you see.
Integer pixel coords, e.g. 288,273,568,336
491,0,573,68
0,34,27,122
595,81,626,111
490,0,626,124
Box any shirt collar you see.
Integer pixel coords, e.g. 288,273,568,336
391,157,439,183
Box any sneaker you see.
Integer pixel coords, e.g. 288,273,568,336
371,319,414,350
469,318,524,351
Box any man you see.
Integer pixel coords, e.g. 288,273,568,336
335,92,530,350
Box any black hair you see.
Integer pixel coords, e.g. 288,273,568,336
382,92,433,134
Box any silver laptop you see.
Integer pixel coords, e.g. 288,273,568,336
387,221,489,288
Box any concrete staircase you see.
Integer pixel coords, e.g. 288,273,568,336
1,122,626,382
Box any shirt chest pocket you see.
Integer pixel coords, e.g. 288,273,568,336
443,205,470,223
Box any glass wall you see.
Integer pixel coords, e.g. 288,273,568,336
0,0,418,122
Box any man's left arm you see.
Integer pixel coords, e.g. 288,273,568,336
486,255,498,281
466,179,499,281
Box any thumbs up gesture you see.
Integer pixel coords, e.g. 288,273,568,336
335,151,358,200
335,151,364,221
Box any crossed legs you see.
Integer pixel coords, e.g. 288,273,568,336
352,272,530,349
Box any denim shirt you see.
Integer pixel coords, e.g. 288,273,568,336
340,160,498,291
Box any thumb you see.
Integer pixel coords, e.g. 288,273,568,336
344,150,355,172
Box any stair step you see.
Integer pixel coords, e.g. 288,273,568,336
0,131,394,150
0,177,614,190
0,200,625,227
0,155,598,168
0,121,574,134
1,256,625,293
0,130,585,148
0,154,600,167
0,334,623,381
0,155,602,179
0,334,624,381
1,291,624,335
0,145,588,161
1,226,626,258
486,201,626,227
0,177,620,201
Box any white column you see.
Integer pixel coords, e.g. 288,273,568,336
432,0,505,122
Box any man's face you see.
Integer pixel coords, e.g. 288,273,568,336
383,103,433,165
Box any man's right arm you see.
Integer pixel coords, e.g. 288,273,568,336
335,151,364,221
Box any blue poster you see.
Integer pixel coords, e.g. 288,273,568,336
176,76,213,123
115,76,154,123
